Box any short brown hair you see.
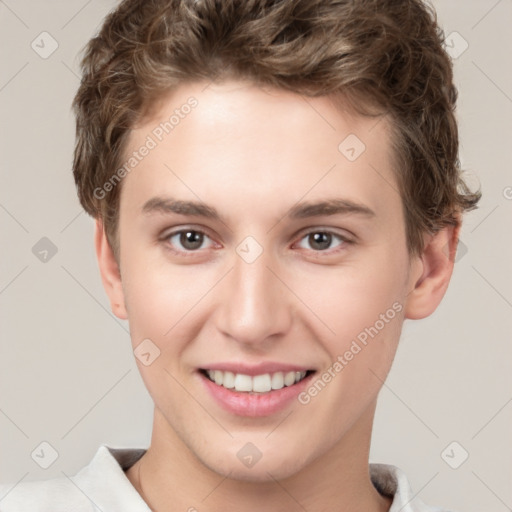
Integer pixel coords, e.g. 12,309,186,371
72,0,481,259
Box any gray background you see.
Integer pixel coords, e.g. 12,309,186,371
1,1,511,510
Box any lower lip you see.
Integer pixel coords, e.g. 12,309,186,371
199,372,314,417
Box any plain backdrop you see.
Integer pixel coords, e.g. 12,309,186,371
1,1,511,510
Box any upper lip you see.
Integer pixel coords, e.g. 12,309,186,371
199,362,314,376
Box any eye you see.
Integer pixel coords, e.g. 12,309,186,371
295,230,350,252
165,229,215,253
161,227,352,256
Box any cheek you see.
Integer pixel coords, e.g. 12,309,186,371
120,253,216,348
120,262,205,402
296,251,408,407
299,252,407,343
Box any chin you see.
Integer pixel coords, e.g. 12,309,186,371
212,465,299,483
201,448,309,483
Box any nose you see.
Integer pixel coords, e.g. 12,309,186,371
214,246,293,349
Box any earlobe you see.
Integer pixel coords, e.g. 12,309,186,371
94,219,128,320
404,222,461,320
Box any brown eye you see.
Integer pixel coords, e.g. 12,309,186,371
167,230,212,252
296,230,349,252
308,232,332,251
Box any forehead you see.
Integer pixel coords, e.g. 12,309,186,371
140,80,386,158
120,80,401,229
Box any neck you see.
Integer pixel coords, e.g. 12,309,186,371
126,402,391,512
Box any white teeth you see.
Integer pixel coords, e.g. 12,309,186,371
205,369,309,393
271,372,284,390
234,373,253,392
222,371,235,389
253,374,272,393
284,371,296,386
214,370,223,386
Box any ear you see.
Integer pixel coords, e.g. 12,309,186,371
404,221,461,320
94,219,128,320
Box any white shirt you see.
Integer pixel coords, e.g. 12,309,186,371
0,445,449,511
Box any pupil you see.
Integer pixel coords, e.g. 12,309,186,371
181,231,203,250
310,232,331,250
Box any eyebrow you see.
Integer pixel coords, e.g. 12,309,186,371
141,196,376,222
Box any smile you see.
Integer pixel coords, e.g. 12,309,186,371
201,369,312,393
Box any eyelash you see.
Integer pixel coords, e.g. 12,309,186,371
161,227,354,257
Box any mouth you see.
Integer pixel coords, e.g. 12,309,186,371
196,362,318,416
199,368,315,394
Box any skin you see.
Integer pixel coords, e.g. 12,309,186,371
95,80,459,512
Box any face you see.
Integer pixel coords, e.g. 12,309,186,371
103,80,426,481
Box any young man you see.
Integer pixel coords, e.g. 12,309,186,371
0,0,480,510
